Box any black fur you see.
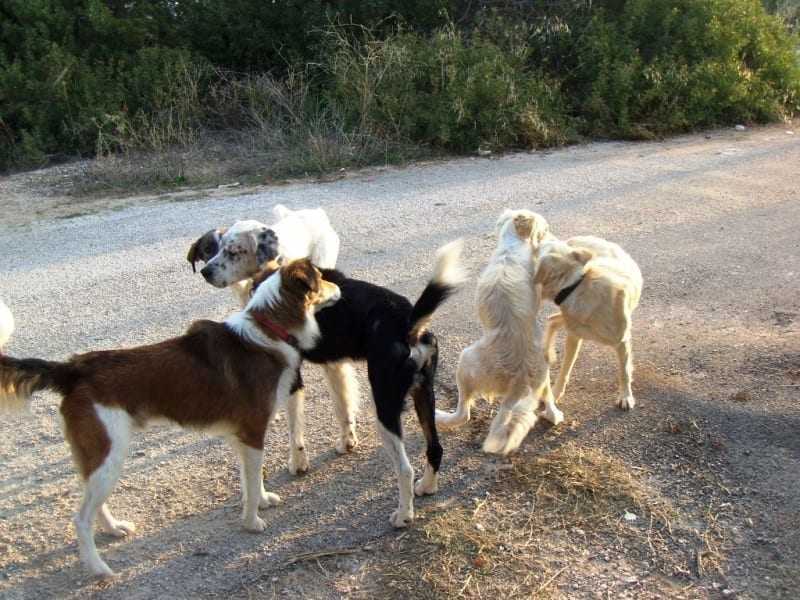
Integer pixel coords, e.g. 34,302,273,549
256,228,280,265
297,268,458,475
187,229,222,273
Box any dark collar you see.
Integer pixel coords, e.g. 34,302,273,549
554,275,584,306
251,312,299,348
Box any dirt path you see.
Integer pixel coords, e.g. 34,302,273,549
0,124,798,599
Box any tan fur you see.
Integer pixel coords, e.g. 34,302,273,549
436,209,562,455
536,235,643,410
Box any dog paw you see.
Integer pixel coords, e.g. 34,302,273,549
539,404,565,426
105,520,136,538
435,409,467,430
414,477,438,497
335,431,358,454
85,556,116,578
617,395,636,410
243,516,266,533
390,509,414,528
288,447,309,475
259,492,282,508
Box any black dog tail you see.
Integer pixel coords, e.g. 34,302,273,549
408,239,466,343
0,355,76,412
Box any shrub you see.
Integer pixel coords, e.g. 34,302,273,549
323,22,571,152
567,0,800,137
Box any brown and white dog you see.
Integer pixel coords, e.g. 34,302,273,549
435,210,562,455
0,259,340,578
188,207,359,474
535,235,643,411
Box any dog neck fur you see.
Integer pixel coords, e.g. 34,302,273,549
226,270,320,356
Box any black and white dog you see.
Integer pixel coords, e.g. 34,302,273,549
252,240,465,527
188,207,359,472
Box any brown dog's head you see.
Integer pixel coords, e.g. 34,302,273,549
249,258,340,319
186,228,227,273
534,240,594,300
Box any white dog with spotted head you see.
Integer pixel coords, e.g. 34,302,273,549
187,204,359,473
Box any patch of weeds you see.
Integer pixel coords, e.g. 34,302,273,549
358,443,728,598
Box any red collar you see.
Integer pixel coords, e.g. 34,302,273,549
251,312,299,348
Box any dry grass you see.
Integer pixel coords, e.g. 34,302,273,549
73,69,428,196
352,442,728,599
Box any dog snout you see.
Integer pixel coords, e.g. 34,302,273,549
200,264,213,280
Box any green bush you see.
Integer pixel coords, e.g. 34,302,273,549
324,22,570,152
567,0,800,137
1,0,798,173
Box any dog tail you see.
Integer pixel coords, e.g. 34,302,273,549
408,239,467,343
0,355,76,413
272,204,293,221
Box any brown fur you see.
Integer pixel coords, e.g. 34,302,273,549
0,259,337,577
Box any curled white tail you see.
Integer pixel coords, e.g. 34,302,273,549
432,239,467,288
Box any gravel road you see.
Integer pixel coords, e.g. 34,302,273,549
0,124,798,598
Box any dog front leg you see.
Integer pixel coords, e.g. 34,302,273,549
324,361,360,453
553,333,582,401
615,339,636,410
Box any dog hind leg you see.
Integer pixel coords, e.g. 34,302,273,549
411,360,442,497
483,379,533,455
435,346,478,429
286,370,310,474
70,405,132,578
324,361,360,453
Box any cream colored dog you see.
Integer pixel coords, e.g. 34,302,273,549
0,298,13,350
435,209,562,455
535,236,642,410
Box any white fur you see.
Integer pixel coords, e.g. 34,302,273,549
436,210,560,455
202,207,358,470
73,405,133,577
431,239,468,287
204,207,340,291
0,298,13,349
376,420,415,528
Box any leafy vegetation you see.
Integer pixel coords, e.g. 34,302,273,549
1,0,798,177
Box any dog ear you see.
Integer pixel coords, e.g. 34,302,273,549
283,259,318,293
186,239,201,273
186,228,226,273
531,215,551,245
569,248,594,265
256,228,280,267
251,259,282,293
495,209,516,234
